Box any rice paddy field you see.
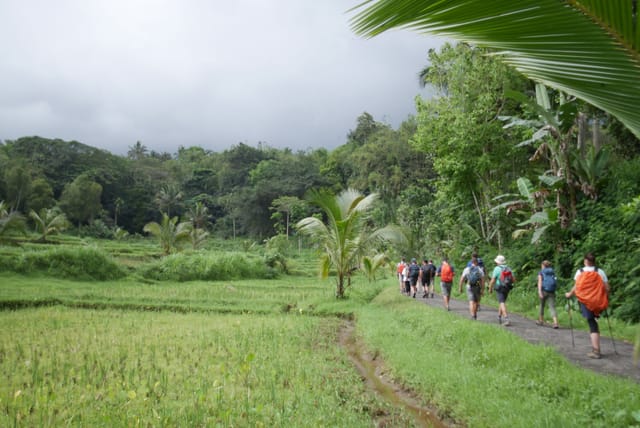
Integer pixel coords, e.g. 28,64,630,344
1,239,640,427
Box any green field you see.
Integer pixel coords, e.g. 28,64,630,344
1,247,640,427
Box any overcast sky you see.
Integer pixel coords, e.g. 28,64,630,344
0,1,443,156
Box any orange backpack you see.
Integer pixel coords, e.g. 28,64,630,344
575,268,609,316
441,262,453,282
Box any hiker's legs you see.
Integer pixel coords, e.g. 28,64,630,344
547,293,558,326
441,282,452,309
466,285,480,317
581,304,601,354
538,293,546,322
499,302,507,317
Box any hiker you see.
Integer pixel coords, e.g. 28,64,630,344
436,257,455,310
421,259,437,298
396,257,406,293
402,262,411,295
565,253,610,359
537,260,559,329
408,258,421,298
459,251,489,310
459,256,484,319
488,254,515,326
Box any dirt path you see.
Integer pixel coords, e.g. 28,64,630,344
416,291,640,382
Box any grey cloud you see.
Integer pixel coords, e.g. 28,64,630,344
0,0,443,155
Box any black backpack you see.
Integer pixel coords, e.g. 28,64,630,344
409,264,421,279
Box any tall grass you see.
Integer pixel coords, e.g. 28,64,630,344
138,251,278,281
0,246,126,280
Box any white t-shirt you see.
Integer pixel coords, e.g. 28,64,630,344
574,265,608,283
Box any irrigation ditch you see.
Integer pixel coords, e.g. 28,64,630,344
339,320,459,428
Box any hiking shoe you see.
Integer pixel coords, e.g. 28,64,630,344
471,315,477,320
412,293,416,298
553,324,559,329
588,350,601,359
503,318,511,326
422,293,428,298
535,320,543,326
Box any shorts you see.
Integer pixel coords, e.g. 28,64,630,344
410,277,419,286
496,289,509,303
579,303,600,333
466,285,482,302
440,282,452,297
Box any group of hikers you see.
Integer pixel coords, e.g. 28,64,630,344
396,252,610,359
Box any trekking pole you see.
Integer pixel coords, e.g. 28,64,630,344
567,297,575,348
604,309,618,355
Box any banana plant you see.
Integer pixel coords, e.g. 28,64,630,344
493,176,562,244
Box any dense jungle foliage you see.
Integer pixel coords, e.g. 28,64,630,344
1,43,639,321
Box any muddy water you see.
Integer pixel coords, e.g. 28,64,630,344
339,321,452,428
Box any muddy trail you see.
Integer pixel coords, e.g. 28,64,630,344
339,291,639,427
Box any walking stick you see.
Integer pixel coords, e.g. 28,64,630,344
567,298,575,348
604,309,619,355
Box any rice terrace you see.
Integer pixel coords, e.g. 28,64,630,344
1,234,639,427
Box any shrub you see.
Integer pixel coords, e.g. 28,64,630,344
138,250,277,281
5,246,126,280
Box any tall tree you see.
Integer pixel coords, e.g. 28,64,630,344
59,174,103,226
413,43,529,247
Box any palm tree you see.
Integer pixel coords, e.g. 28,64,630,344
350,1,640,139
186,201,211,230
154,185,183,217
29,207,69,242
296,189,403,298
0,201,26,243
143,213,191,255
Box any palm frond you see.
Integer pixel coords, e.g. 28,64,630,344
351,0,640,138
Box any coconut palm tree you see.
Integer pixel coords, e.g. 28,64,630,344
296,189,403,298
143,213,191,255
29,207,70,242
154,184,183,217
350,1,640,139
0,201,26,243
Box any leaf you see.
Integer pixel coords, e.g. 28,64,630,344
531,225,549,244
350,0,640,139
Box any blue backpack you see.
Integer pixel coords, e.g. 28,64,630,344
540,267,557,292
467,265,482,286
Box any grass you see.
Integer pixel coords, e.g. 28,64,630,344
0,307,413,427
0,237,639,427
356,286,640,427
